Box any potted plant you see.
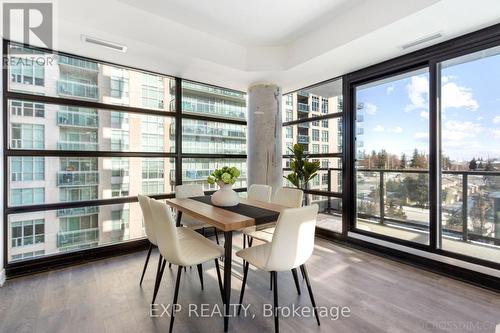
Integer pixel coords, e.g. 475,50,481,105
284,143,320,189
207,166,241,206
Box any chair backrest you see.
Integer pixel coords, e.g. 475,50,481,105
248,184,272,202
175,184,205,198
149,199,182,264
272,187,303,208
138,194,157,245
265,204,319,271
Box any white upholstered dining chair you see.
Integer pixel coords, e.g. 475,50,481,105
247,184,272,202
137,194,160,286
236,204,321,333
175,184,219,244
243,187,303,247
149,199,225,333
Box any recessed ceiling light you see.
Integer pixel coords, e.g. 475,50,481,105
81,35,127,52
401,32,443,50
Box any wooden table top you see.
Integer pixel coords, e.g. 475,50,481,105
165,197,287,232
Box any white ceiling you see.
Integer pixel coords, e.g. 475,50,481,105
36,0,500,92
118,0,361,46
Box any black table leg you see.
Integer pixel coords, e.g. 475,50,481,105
223,231,233,332
176,211,182,227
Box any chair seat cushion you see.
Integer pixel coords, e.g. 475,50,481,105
174,228,224,267
243,227,275,243
180,214,212,230
236,243,273,271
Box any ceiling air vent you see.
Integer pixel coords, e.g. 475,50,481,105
81,35,127,52
400,32,443,50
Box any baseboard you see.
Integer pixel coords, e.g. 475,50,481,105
0,269,6,287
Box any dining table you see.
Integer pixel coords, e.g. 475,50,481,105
165,196,287,332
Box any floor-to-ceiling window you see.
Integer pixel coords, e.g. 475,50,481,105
345,25,500,272
181,80,247,192
282,78,343,233
438,46,500,264
3,41,247,270
355,68,430,245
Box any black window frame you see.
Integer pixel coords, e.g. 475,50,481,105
2,39,247,277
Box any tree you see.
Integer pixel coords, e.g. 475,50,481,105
469,158,478,170
376,149,388,169
442,155,452,170
400,153,407,169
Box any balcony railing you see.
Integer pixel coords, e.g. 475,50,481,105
297,90,310,97
182,81,246,100
355,168,500,246
182,126,246,139
57,228,99,248
57,206,99,217
298,102,309,113
58,56,99,71
57,171,99,186
298,122,310,128
182,101,246,120
297,135,310,144
57,111,98,128
57,80,99,99
58,141,98,151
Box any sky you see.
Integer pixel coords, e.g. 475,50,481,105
356,49,500,162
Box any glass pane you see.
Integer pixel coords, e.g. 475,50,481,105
307,194,342,233
7,44,175,111
7,202,150,262
182,119,246,154
182,80,246,121
8,156,175,206
439,46,500,263
282,158,342,193
282,118,342,155
355,68,430,245
282,78,342,123
182,158,247,191
8,100,175,152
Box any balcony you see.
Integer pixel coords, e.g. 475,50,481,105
57,171,99,187
182,81,246,101
57,206,99,217
297,135,310,144
297,122,310,128
58,141,98,151
182,126,246,139
57,111,98,128
57,80,99,100
57,228,99,248
58,56,98,71
182,101,246,120
297,102,309,113
297,90,310,97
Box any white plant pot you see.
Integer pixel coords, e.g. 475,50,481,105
211,183,240,207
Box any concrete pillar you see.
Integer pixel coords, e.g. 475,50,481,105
247,83,282,193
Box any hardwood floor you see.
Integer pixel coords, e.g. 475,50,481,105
1,235,499,333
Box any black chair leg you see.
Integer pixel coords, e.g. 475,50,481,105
291,268,301,295
214,228,220,245
214,259,225,304
270,272,273,290
197,264,204,291
300,265,320,326
169,262,172,269
169,266,183,333
139,243,153,286
152,257,166,304
243,234,246,249
272,271,279,333
238,261,249,316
